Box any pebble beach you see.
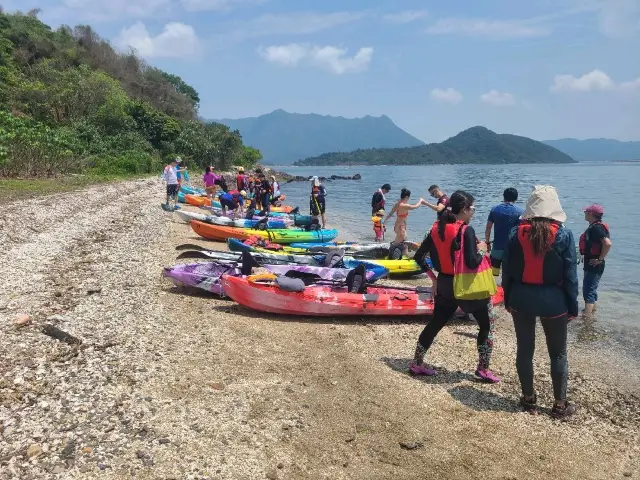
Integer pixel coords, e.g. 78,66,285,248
0,178,638,479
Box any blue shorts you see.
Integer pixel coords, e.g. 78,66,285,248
490,249,504,276
583,270,602,303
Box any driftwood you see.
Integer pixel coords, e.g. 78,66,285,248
41,324,82,345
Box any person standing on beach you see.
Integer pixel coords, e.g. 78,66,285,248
236,167,247,191
502,185,578,419
310,176,327,228
203,166,217,200
579,204,611,316
259,174,271,215
371,184,391,215
485,188,524,276
162,158,179,209
423,185,449,217
411,190,500,383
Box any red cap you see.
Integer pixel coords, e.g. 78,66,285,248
583,204,604,216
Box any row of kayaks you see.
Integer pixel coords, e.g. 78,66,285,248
163,250,505,316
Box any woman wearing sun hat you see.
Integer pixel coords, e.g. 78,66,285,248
502,185,578,419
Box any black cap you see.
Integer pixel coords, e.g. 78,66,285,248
381,183,391,190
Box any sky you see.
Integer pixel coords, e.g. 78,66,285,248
4,0,640,142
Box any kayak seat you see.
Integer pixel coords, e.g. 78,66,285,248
388,243,404,260
346,264,367,294
323,249,345,268
363,293,379,302
275,276,306,292
241,251,259,275
284,270,322,285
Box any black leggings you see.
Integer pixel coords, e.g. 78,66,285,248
417,296,495,369
511,312,568,401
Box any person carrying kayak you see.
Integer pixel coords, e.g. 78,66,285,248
485,187,524,276
219,189,246,218
162,158,180,210
310,176,327,228
371,183,391,215
502,185,578,418
384,189,424,257
411,190,500,383
423,184,449,217
580,204,611,316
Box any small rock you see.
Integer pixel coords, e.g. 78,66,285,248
210,382,226,391
266,469,278,480
399,441,423,450
623,473,632,478
284,387,294,394
330,381,338,386
158,438,170,445
277,462,284,469
61,441,76,458
355,423,368,433
98,463,108,471
27,444,43,458
52,465,65,474
14,314,31,327
86,287,102,295
345,435,356,443
82,447,92,454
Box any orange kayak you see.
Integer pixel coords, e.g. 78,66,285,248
190,220,253,242
184,194,211,207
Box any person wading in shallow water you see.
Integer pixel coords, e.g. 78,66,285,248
371,184,391,215
579,204,611,317
485,187,524,276
502,185,578,419
384,188,424,258
411,190,500,383
310,176,327,228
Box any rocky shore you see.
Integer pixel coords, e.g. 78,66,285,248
0,178,638,479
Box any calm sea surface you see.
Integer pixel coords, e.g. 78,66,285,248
277,163,640,359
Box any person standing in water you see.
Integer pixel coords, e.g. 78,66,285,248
502,185,578,418
310,176,327,228
371,183,391,215
384,189,425,258
411,190,500,383
423,184,449,217
485,187,524,276
579,204,611,316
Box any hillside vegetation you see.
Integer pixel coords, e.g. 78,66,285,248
218,109,424,164
295,126,576,166
0,9,261,178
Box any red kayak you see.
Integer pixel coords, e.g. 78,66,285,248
221,275,504,317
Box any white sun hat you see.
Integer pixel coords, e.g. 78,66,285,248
522,185,567,223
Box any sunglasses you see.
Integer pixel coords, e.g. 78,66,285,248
467,205,476,212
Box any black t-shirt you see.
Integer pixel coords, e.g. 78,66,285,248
371,191,384,214
584,223,609,273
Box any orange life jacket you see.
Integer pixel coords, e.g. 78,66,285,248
372,216,383,232
514,221,562,285
579,222,609,256
430,220,464,275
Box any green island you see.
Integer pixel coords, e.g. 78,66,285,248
294,126,576,166
0,10,262,190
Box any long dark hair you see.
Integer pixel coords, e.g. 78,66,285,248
205,166,211,174
528,218,555,256
437,190,474,240
400,188,411,199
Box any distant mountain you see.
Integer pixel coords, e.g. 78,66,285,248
542,138,640,162
217,109,424,164
294,126,576,166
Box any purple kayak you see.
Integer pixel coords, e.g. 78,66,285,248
163,262,377,296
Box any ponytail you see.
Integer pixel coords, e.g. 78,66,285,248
437,190,475,240
528,218,555,256
400,188,411,199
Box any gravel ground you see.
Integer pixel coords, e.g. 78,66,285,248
0,178,638,479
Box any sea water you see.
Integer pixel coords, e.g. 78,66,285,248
278,163,640,361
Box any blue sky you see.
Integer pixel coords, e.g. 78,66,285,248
6,0,640,142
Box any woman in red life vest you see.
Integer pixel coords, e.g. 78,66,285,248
502,185,578,419
411,190,500,383
580,204,611,316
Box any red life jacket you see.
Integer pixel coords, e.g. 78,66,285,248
579,222,609,256
430,220,464,275
236,174,245,191
515,221,562,285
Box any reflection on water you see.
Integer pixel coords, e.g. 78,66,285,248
279,163,640,358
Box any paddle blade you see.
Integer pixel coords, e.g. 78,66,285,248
175,243,207,251
176,250,217,260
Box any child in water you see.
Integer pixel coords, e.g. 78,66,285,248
372,209,386,242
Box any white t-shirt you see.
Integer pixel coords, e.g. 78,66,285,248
163,165,178,185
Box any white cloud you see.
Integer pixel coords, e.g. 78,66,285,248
258,44,373,75
425,18,550,39
550,69,616,92
480,90,516,107
115,22,201,58
598,0,640,38
430,88,463,105
383,10,429,24
619,77,640,92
